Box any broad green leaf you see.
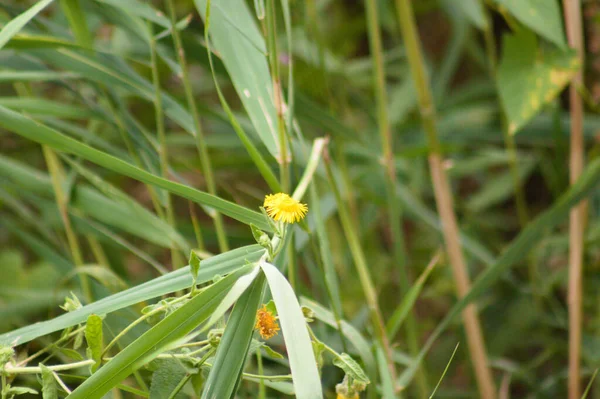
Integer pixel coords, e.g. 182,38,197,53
195,0,281,158
149,359,187,399
332,353,370,385
68,265,254,399
201,275,265,399
440,0,487,29
399,157,600,386
41,364,58,399
260,262,323,399
0,245,263,346
492,0,566,48
85,314,103,373
0,106,271,231
497,30,579,135
0,0,54,50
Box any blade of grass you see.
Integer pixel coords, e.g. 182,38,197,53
0,105,271,231
201,0,281,192
59,0,92,47
0,245,264,346
260,262,323,399
386,254,439,339
399,157,600,388
200,274,265,399
68,265,254,399
429,343,460,399
0,0,54,49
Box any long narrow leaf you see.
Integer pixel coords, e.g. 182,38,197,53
68,265,255,399
0,105,271,231
0,245,263,346
260,262,323,399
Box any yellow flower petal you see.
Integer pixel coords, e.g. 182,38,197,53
263,193,308,224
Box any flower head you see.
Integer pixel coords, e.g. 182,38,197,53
255,304,280,340
263,193,308,224
336,394,359,399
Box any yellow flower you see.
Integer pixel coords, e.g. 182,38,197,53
263,193,308,224
337,394,358,399
255,305,280,340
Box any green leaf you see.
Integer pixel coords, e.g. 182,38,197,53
195,0,281,158
149,359,187,399
386,256,437,338
497,30,579,135
0,105,270,231
376,346,396,399
202,265,261,331
0,245,263,346
492,0,566,48
5,386,38,396
189,251,202,281
260,262,323,399
201,275,265,399
68,265,254,399
0,0,54,50
41,364,58,399
85,314,103,373
332,353,370,385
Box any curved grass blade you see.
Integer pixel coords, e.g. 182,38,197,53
386,254,438,339
67,265,255,399
0,105,271,231
0,0,54,50
399,157,600,387
260,262,323,399
0,245,264,346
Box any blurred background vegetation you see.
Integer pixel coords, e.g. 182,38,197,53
0,0,599,398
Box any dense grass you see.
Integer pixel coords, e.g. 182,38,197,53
0,0,599,398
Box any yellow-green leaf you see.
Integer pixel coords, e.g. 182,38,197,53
497,30,579,135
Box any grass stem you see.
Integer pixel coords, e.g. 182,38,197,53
393,1,496,397
563,1,586,398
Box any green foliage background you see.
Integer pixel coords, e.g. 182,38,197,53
0,0,599,398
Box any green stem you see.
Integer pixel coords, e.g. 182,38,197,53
394,0,496,397
42,147,92,302
165,0,229,252
149,21,184,269
364,0,428,395
266,0,290,192
324,155,397,385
